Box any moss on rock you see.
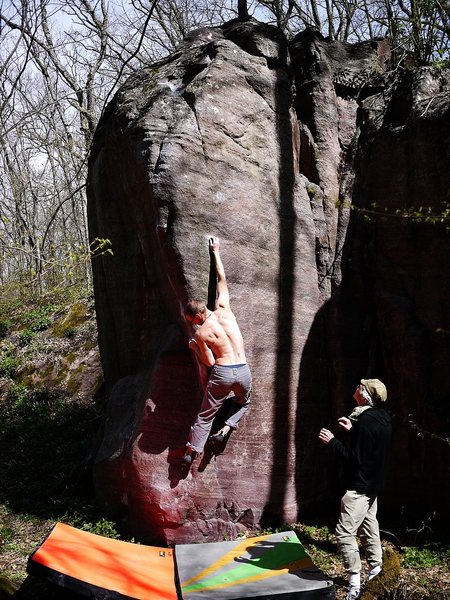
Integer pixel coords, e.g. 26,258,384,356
52,301,89,337
361,547,402,599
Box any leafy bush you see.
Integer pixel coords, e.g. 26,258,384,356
26,306,55,332
19,329,35,346
67,513,120,539
16,305,56,346
0,355,18,378
301,524,332,542
2,385,67,418
0,340,19,377
81,518,120,539
7,383,28,413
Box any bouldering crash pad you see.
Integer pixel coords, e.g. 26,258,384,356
28,525,335,599
175,530,335,599
27,522,178,600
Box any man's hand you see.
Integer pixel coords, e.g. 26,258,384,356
319,428,335,445
338,417,352,431
188,338,198,351
209,236,220,253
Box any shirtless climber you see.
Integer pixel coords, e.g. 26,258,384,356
183,237,252,464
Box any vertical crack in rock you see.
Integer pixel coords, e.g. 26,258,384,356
182,90,207,161
153,138,166,175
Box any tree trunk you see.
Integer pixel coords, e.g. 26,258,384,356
238,0,249,19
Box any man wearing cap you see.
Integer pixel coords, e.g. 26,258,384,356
319,379,391,600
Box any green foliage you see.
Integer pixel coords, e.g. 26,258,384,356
14,304,58,346
301,524,332,542
82,518,120,539
0,354,18,378
432,49,450,70
0,297,21,318
0,388,99,517
6,383,28,413
0,525,14,546
25,305,55,332
402,543,450,568
293,523,339,574
306,185,317,199
0,286,105,594
0,339,20,382
90,237,113,258
26,387,66,417
4,385,69,419
336,199,450,228
0,319,12,340
71,515,120,539
307,545,336,572
18,329,34,346
387,0,449,65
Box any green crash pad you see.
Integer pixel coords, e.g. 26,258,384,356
175,530,335,599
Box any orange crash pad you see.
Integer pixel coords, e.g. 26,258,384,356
27,522,178,600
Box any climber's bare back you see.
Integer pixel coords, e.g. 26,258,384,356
195,307,247,365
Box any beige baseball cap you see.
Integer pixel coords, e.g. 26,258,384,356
361,378,387,403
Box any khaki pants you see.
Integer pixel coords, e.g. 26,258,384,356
335,490,383,574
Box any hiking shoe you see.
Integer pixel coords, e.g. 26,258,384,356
182,450,197,465
345,588,361,600
368,565,382,580
208,432,225,444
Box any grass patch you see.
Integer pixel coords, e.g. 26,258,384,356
402,543,450,568
293,523,342,575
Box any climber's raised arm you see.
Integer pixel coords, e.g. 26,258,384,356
209,236,230,310
182,237,252,465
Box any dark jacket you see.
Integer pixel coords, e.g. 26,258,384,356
329,407,391,496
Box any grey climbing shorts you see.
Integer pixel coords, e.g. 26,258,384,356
188,363,252,452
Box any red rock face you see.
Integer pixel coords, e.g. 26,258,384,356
87,21,450,543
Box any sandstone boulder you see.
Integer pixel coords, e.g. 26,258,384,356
87,20,450,543
88,19,321,544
